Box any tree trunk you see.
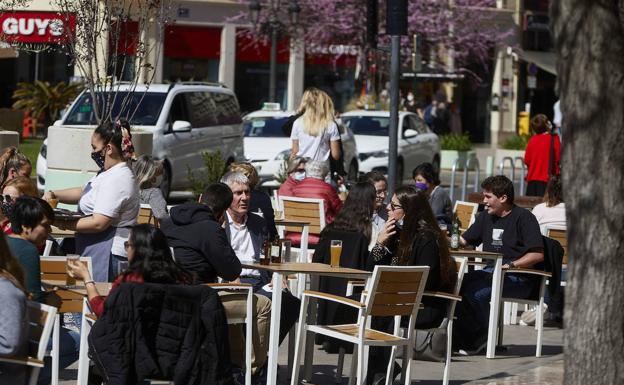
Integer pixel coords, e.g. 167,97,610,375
551,1,624,383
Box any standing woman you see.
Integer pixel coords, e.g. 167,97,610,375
290,88,341,163
43,121,139,282
524,114,561,197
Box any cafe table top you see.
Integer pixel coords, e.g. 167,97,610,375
241,261,371,280
449,249,503,260
50,226,75,238
42,279,112,296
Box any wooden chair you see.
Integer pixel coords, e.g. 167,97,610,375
545,225,568,266
137,204,159,227
278,196,325,246
0,301,57,385
337,258,467,385
290,266,429,385
452,201,478,234
40,256,93,385
497,267,552,357
206,283,254,385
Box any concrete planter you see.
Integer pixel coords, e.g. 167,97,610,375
441,150,477,169
0,130,19,149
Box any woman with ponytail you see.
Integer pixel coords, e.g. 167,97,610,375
0,147,32,187
43,120,139,282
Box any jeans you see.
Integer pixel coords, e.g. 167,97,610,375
38,327,80,385
239,275,301,343
455,267,538,347
108,253,128,281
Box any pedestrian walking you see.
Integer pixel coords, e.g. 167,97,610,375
524,114,561,197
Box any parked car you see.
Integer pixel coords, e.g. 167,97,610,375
37,83,245,197
243,105,359,186
339,110,440,181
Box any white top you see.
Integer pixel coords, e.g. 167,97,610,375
290,117,340,161
79,162,140,256
225,212,260,277
531,202,566,231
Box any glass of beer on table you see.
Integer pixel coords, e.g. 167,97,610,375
330,240,342,267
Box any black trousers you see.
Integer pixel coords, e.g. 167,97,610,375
526,180,547,197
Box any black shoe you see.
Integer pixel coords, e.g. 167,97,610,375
458,333,488,356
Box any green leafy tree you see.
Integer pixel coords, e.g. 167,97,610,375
12,80,84,127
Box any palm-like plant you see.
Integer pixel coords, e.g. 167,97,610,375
12,81,84,126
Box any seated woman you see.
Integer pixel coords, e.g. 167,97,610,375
412,162,452,227
67,223,192,317
0,147,32,187
277,156,307,198
0,232,29,385
133,155,169,221
531,175,566,230
2,176,38,199
291,160,342,224
366,186,457,384
6,197,79,383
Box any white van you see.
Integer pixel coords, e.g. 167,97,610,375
38,83,244,197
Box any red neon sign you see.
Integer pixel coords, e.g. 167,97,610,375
0,11,75,44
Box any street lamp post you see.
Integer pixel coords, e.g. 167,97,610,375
248,0,300,104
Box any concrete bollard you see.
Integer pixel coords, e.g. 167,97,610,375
0,130,20,151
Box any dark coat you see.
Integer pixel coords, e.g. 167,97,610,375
541,235,564,297
89,282,233,385
160,202,242,283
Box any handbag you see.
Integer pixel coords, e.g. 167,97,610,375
412,328,448,362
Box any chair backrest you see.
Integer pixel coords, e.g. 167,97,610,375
545,225,568,264
453,201,478,234
447,256,468,319
27,301,57,360
279,196,326,235
40,256,93,313
365,266,429,319
137,204,159,227
42,240,53,258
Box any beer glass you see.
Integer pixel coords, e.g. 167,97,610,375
330,240,342,267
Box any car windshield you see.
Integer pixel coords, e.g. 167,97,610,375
64,92,167,126
342,116,390,136
243,117,289,137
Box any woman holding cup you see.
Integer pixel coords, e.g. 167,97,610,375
43,120,140,282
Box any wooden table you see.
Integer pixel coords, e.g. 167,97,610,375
450,249,504,359
241,262,371,385
50,226,75,239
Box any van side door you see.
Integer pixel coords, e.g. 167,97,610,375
186,91,220,177
163,92,193,188
212,91,244,163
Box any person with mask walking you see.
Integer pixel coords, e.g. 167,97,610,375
43,120,139,282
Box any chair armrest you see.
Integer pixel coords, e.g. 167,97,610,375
206,283,253,291
467,261,487,267
505,268,552,278
302,290,365,309
422,291,462,302
347,280,365,287
85,313,98,322
0,356,45,367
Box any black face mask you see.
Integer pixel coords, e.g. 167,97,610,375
91,149,105,169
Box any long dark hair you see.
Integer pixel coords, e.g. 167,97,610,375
322,182,376,243
0,232,25,289
544,175,563,207
395,185,455,289
123,224,192,284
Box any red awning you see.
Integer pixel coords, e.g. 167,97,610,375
236,29,289,64
110,21,138,55
164,25,221,59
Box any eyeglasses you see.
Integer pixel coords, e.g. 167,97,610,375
389,202,403,211
124,241,133,250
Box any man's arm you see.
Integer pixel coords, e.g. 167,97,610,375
204,226,242,281
506,250,544,269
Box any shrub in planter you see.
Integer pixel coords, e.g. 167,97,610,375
501,134,530,150
440,133,472,151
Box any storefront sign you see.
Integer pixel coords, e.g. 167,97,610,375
0,11,75,44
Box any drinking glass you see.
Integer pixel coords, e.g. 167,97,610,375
330,240,343,267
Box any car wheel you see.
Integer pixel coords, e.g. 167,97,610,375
160,162,171,200
347,161,358,182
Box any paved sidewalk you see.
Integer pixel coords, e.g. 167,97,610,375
58,323,563,384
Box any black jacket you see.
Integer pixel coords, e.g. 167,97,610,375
89,282,233,385
541,235,564,297
160,202,242,283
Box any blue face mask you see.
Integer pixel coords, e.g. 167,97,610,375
396,217,404,229
294,171,306,181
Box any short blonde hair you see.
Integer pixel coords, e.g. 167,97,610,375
228,162,259,189
132,155,163,189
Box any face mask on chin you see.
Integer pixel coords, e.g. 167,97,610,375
91,149,106,170
294,171,306,181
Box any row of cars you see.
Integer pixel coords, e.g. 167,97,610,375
38,83,440,195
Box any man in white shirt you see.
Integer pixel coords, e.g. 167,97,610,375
221,171,301,345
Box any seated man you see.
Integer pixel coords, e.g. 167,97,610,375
160,183,271,380
291,159,342,224
221,171,301,343
455,175,544,353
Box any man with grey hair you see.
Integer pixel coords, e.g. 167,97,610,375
277,156,307,197
292,160,342,224
220,171,301,347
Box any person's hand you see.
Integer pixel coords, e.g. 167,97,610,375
230,277,241,284
67,259,91,281
377,218,397,245
42,191,55,201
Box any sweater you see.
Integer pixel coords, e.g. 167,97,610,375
0,275,28,385
7,237,45,303
291,177,342,224
139,188,169,220
524,133,561,182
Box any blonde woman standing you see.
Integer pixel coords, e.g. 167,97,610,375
290,88,341,162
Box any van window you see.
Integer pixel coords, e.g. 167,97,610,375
212,92,242,125
186,92,218,127
168,93,189,128
64,92,167,126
